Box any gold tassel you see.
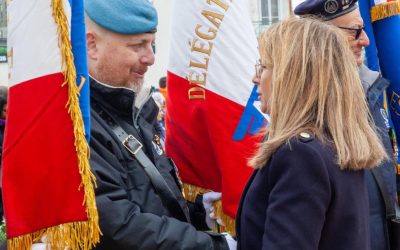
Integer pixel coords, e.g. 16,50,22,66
7,1,101,249
371,1,400,22
182,183,236,236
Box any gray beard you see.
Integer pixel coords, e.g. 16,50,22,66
130,80,144,93
94,63,144,92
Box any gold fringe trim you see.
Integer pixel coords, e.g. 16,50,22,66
390,135,400,174
182,183,210,203
182,183,236,236
214,201,236,236
8,222,98,250
52,0,101,247
7,1,101,249
371,1,400,22
392,135,400,174
383,93,399,174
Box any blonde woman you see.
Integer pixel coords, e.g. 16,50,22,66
236,17,387,250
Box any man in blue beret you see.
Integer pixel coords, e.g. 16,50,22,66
295,1,397,250
84,0,235,249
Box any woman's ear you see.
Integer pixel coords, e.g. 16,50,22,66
86,32,98,60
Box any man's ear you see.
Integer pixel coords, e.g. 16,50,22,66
87,32,98,60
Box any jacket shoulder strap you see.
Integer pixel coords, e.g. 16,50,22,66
93,103,189,222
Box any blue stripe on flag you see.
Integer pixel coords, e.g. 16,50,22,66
233,85,266,141
70,0,90,141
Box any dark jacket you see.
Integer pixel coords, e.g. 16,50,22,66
89,78,228,250
360,65,397,250
236,135,370,250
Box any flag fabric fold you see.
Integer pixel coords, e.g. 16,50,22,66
3,0,99,249
360,0,400,170
166,0,265,234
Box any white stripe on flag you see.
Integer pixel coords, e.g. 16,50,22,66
168,0,258,106
8,0,71,86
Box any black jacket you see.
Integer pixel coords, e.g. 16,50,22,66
89,78,228,250
236,135,370,250
360,65,397,250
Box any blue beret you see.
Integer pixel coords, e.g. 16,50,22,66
85,0,158,34
294,0,358,20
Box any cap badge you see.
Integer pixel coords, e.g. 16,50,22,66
325,0,339,14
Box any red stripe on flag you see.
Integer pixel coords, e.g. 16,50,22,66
165,72,260,218
2,73,87,237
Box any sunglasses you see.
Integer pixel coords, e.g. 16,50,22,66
337,25,366,40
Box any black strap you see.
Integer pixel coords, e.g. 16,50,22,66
93,103,189,222
371,168,396,219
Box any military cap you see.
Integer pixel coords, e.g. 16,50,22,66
294,0,358,20
85,0,158,34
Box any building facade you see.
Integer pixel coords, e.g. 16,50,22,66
250,0,292,36
0,0,7,85
0,0,6,41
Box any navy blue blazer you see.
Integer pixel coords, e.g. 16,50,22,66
236,135,370,250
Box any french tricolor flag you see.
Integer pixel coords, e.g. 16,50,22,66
165,0,266,233
3,0,99,249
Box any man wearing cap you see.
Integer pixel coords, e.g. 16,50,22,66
295,1,397,249
84,0,234,249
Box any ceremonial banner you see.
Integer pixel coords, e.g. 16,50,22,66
166,0,265,234
359,0,400,168
4,0,99,249
359,0,380,71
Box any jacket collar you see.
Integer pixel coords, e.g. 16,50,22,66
90,77,136,116
90,77,160,125
358,64,390,106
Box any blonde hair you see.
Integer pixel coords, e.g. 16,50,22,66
250,16,387,170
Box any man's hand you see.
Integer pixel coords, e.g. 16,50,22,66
202,191,222,229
